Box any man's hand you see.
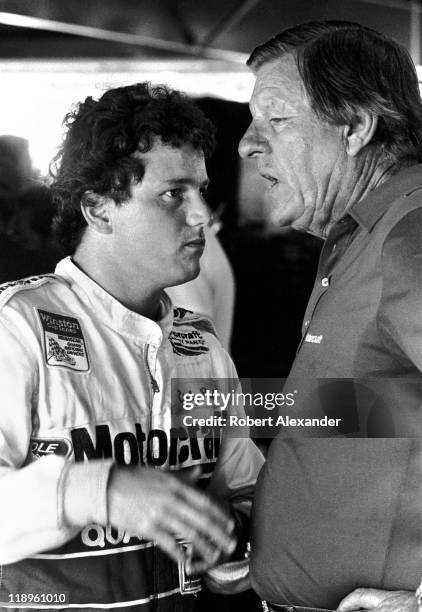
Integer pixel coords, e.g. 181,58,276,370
337,588,417,611
107,466,236,573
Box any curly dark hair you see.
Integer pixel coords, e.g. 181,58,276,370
248,21,422,163
50,82,216,253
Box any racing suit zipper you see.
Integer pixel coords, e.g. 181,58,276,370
145,344,160,611
145,345,160,393
145,345,161,464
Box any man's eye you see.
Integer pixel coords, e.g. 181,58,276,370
164,189,183,199
269,117,286,126
199,187,209,198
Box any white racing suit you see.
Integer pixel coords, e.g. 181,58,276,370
0,257,263,611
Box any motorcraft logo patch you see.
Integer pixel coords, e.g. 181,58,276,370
169,329,209,357
37,309,89,371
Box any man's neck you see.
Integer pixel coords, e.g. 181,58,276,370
73,245,163,321
311,152,412,239
342,154,407,213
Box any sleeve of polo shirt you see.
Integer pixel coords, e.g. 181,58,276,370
379,207,422,370
0,311,112,564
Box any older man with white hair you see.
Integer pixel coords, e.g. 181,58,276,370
239,20,422,612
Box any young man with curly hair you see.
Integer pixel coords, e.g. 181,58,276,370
0,82,263,611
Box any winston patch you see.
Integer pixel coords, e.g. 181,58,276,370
37,309,89,371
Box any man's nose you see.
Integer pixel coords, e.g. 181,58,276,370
185,194,211,227
238,123,268,158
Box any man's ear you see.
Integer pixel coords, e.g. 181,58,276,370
343,111,378,157
80,191,113,234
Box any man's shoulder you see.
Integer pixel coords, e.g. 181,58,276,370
172,306,218,337
366,182,422,254
0,273,67,313
378,183,422,250
169,306,233,364
386,182,422,225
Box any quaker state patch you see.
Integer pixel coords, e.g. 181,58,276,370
37,309,89,371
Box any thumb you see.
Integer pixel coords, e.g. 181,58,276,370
338,588,387,611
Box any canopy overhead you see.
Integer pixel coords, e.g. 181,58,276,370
0,0,420,64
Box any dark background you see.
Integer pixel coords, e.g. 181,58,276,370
0,0,418,61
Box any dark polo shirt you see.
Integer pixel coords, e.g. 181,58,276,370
251,164,422,609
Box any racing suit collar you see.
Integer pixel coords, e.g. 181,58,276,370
54,257,173,345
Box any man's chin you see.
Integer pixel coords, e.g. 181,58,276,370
266,190,306,230
289,217,313,234
268,208,304,231
166,265,201,289
267,200,311,233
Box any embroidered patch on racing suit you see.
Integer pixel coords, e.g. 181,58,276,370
0,274,55,296
169,329,209,357
37,309,89,371
173,307,193,320
30,437,72,460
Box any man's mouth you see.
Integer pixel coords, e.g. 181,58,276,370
260,172,279,188
183,237,206,249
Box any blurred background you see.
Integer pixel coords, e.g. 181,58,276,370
0,0,421,378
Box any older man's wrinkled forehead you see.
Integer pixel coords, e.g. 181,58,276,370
250,53,311,118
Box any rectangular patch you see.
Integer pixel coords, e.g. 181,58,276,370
37,309,89,371
30,437,72,460
177,540,202,595
305,333,323,344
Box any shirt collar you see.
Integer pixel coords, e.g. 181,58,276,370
348,163,422,232
55,256,173,346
